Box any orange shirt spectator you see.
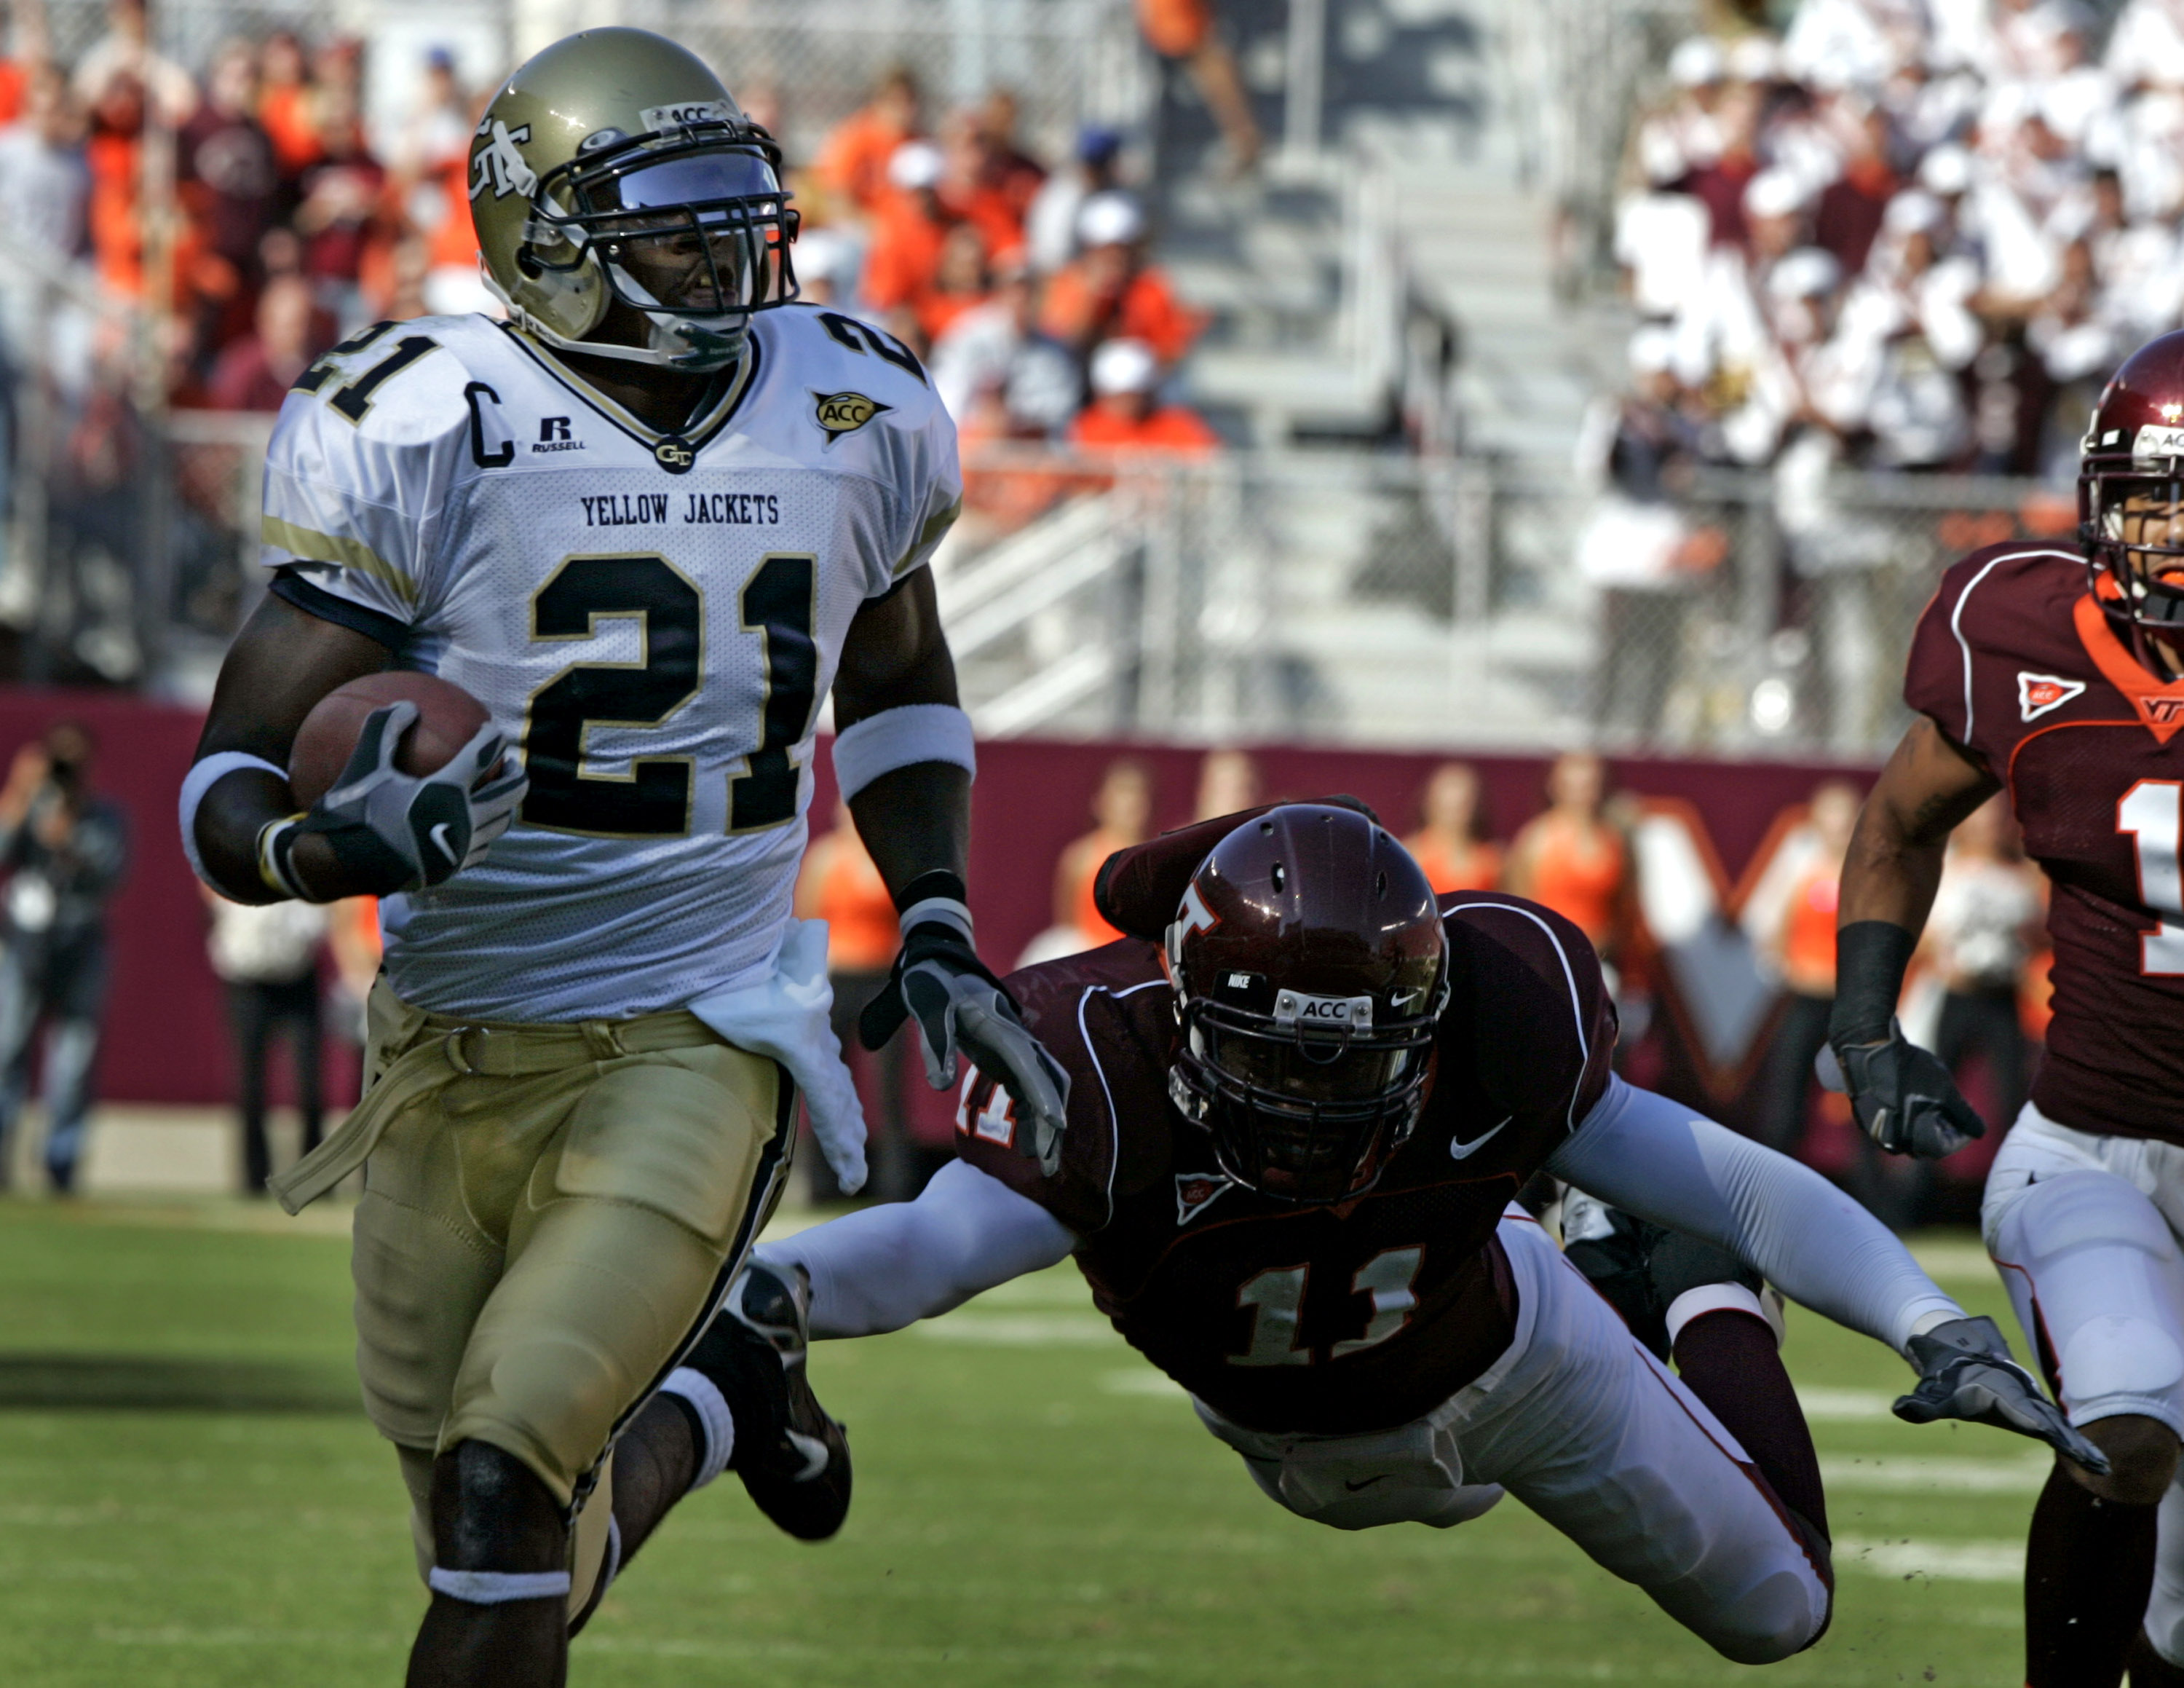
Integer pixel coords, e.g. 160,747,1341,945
862,143,951,312
1404,762,1501,894
0,58,25,127
425,154,478,270
85,95,143,296
1038,194,1206,364
1778,864,1840,997
1503,752,1629,953
257,31,322,180
817,67,922,218
913,222,992,346
795,805,899,974
1069,339,1221,454
1052,760,1154,948
1070,400,1221,453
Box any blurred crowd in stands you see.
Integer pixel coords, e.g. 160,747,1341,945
0,0,490,410
1602,0,2184,502
0,0,1221,453
794,68,1217,456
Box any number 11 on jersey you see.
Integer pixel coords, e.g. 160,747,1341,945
2118,780,2184,974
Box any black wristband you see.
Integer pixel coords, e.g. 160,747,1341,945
1828,920,1918,1046
893,868,968,915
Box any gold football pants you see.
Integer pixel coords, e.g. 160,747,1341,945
341,980,790,1598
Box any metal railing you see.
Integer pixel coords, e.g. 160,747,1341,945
936,445,2075,760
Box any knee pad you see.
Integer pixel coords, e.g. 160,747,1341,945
1698,1568,1830,1666
426,1440,571,1604
1993,1172,2184,1410
1993,1170,2177,1267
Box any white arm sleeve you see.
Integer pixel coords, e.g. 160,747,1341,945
1546,1074,1965,1354
753,1158,1078,1339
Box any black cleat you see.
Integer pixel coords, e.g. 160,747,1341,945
1561,1190,1781,1359
685,1261,852,1542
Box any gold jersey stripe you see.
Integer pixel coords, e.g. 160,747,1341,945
261,515,420,605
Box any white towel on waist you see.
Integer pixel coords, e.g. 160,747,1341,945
689,919,869,1193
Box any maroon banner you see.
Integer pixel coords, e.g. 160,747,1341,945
0,687,1880,1106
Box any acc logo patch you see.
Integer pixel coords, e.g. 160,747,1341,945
1175,1171,1235,1226
640,100,737,133
813,390,890,441
2136,424,2184,461
2018,671,2086,722
469,119,537,201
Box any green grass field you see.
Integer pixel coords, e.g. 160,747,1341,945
0,1198,2039,1686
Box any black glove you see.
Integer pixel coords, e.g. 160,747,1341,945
266,703,526,899
860,912,1070,1175
1893,1314,2110,1474
1819,1018,1987,1159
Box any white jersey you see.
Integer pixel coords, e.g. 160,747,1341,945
260,305,960,1021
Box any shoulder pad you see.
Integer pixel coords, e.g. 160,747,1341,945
768,303,938,405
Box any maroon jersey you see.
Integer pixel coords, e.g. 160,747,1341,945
1905,542,2184,1140
954,892,1617,1436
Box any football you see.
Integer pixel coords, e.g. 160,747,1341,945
288,671,493,808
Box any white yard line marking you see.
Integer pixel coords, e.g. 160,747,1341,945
1819,1455,2048,1492
1796,1387,1897,1420
1837,1537,2026,1582
913,1314,1117,1345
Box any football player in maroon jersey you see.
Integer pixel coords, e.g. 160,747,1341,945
1832,329,2184,1688
748,802,2095,1661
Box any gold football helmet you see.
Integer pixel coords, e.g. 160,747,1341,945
468,28,799,373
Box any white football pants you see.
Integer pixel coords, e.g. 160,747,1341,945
1195,1210,1832,1665
1984,1103,2184,1666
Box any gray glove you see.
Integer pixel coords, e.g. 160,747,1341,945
1819,1019,1987,1159
272,702,527,899
1894,1314,2110,1474
860,912,1070,1175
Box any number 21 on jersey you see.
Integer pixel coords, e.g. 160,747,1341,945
521,551,818,837
2118,781,2184,974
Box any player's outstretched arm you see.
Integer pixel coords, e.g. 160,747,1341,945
1548,1076,2108,1472
831,571,1072,1172
1828,717,2003,1159
753,1159,1077,1338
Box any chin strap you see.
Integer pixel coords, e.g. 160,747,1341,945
481,270,745,375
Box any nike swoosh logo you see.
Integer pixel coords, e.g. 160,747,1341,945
1344,1475,1387,1491
429,823,460,864
1449,1116,1515,1161
786,1429,831,1483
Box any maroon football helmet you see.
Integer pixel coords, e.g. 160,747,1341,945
1165,805,1448,1203
2081,331,2184,653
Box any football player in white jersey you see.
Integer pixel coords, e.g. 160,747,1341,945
176,30,1066,1688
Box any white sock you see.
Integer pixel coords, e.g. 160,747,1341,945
659,1367,735,1489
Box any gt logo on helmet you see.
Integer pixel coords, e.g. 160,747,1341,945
470,120,537,201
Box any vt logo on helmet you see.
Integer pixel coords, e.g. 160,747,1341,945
469,28,801,375
1165,805,1449,1204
